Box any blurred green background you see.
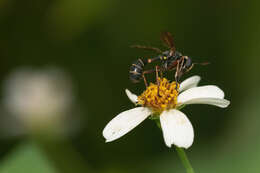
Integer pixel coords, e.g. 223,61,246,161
0,0,260,172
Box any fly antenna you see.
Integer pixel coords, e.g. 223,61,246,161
193,62,210,66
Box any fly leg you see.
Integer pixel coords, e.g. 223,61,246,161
142,69,156,88
175,60,180,84
156,65,161,96
142,73,148,88
174,57,185,90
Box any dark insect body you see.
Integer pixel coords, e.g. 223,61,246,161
129,32,203,87
129,58,147,83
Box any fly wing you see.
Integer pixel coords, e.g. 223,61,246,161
160,32,176,55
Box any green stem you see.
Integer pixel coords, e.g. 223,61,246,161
175,147,195,173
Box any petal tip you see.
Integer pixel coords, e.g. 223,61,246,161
105,139,112,143
193,75,201,81
221,99,230,108
125,88,138,103
125,88,131,97
165,142,172,148
183,143,192,149
179,75,202,92
175,142,193,149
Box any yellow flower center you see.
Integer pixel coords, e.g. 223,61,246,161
138,78,179,113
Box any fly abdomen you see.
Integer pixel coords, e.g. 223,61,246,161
129,58,147,83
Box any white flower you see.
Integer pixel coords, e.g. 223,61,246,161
103,76,230,149
1,67,78,136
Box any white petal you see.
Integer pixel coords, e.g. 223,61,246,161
178,85,225,107
179,75,201,92
160,109,194,148
103,107,152,142
125,89,138,104
178,98,230,108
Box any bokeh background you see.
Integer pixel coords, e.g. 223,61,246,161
0,0,260,173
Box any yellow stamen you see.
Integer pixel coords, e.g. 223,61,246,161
138,78,179,113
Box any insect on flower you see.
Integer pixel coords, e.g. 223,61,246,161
129,32,209,87
103,76,230,148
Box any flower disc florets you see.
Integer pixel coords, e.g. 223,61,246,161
138,78,179,113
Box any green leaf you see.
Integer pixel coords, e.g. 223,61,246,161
0,141,58,173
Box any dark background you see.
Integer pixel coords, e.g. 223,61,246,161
0,0,260,172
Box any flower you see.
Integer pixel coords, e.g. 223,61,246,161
1,67,80,137
103,76,230,148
